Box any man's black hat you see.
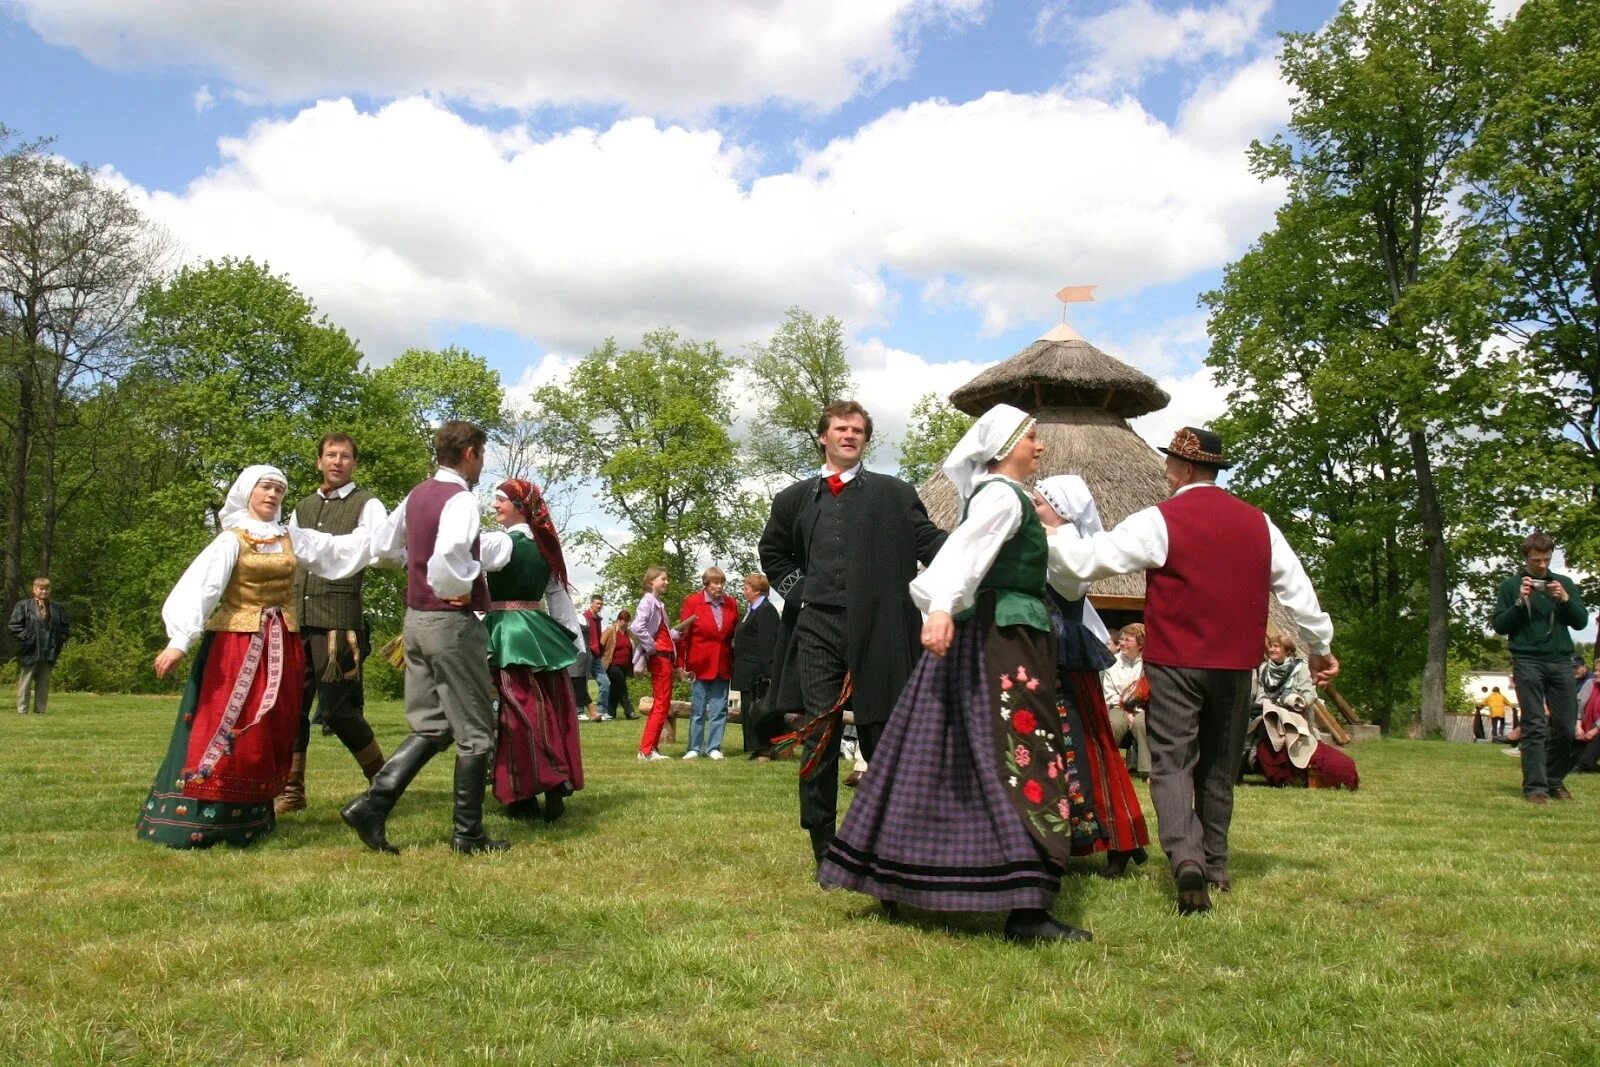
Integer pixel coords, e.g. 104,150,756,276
1159,426,1232,470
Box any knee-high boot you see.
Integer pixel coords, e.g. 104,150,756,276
450,753,510,855
340,734,441,853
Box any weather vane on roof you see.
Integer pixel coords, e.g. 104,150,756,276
1055,285,1096,322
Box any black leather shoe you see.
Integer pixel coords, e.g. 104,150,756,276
503,796,542,820
1098,846,1149,879
1176,863,1213,915
340,734,441,854
542,790,566,823
450,753,510,854
1004,909,1093,943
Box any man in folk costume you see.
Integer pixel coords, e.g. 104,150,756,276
275,432,389,814
1042,427,1337,914
342,420,508,855
757,400,947,865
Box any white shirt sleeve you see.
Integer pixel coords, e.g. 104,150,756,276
162,532,240,654
1046,505,1169,582
427,490,483,599
371,497,408,568
1266,516,1334,655
479,530,513,573
545,579,583,651
909,480,1023,617
288,526,374,582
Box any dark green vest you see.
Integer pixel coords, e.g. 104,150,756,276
954,479,1049,633
292,485,376,630
486,532,551,601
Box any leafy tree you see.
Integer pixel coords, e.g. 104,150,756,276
531,329,762,594
0,126,169,633
1221,0,1499,734
743,307,858,482
897,391,973,485
369,345,506,443
1458,0,1600,586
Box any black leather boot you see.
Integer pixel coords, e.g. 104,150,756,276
1004,909,1093,943
808,825,835,868
450,753,510,854
340,734,440,854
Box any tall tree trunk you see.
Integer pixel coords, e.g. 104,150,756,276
1409,428,1449,736
3,370,32,654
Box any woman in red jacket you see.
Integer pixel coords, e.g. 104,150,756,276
678,566,740,760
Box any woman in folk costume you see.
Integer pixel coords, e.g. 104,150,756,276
479,479,585,822
138,466,373,849
818,405,1100,944
1034,475,1153,881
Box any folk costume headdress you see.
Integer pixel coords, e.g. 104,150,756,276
495,478,569,590
1034,474,1111,643
219,465,289,530
942,403,1036,499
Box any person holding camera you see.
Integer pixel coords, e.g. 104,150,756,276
1491,532,1589,804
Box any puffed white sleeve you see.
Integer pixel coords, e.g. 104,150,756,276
371,497,408,568
1266,516,1334,655
289,526,373,581
479,530,514,573
1046,506,1168,582
545,577,583,649
162,533,240,654
909,482,1022,617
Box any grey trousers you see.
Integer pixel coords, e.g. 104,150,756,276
1145,664,1251,880
402,608,496,758
16,661,51,715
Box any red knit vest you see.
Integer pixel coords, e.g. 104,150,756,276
404,477,490,613
1143,486,1269,671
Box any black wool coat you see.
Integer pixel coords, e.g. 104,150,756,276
730,598,780,692
757,470,946,728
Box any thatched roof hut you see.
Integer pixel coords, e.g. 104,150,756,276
919,323,1167,616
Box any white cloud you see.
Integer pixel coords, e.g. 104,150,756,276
14,0,986,114
1038,0,1272,95
1176,52,1290,151
191,84,215,114
121,81,1285,363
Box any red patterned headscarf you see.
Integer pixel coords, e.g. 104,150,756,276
496,478,568,589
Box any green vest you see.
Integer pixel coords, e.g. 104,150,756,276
292,485,376,631
486,532,551,601
954,479,1049,633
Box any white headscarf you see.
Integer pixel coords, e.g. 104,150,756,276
1035,474,1110,642
219,464,289,530
942,403,1035,500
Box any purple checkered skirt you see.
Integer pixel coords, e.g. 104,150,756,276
818,616,1062,911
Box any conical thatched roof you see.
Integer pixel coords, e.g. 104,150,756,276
920,408,1163,601
948,323,1169,419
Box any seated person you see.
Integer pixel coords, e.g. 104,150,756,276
1254,632,1318,711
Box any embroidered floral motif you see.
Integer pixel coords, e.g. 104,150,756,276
1014,745,1031,768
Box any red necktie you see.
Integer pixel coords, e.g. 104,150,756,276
826,472,846,496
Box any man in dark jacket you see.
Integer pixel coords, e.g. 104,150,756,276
9,577,70,715
732,572,781,755
758,401,946,864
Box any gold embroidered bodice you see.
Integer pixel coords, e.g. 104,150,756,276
206,530,300,633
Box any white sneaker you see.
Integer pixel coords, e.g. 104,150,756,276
682,750,701,760
599,714,614,721
637,751,668,761
707,749,725,761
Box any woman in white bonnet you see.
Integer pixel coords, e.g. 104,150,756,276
136,465,373,849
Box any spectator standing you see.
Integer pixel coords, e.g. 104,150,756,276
678,567,740,760
9,577,69,716
581,594,611,719
601,609,637,720
1483,686,1510,740
732,574,780,756
1491,532,1589,803
631,567,694,760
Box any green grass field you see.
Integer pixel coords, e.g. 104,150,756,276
1,694,1596,1066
